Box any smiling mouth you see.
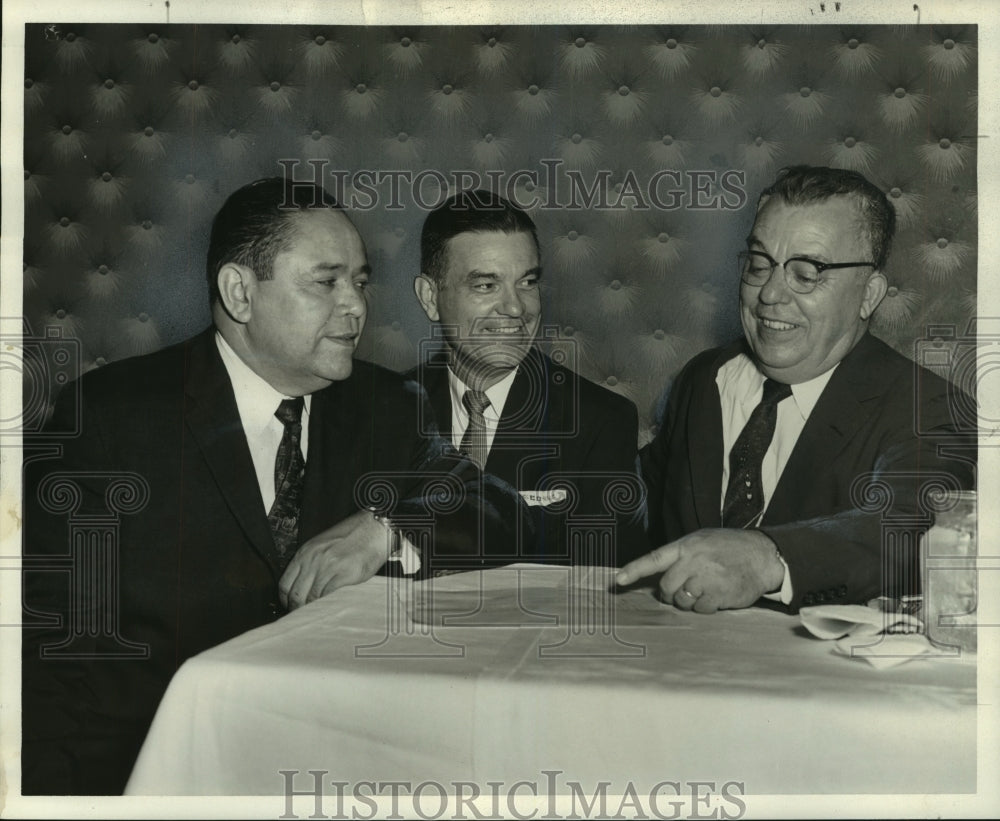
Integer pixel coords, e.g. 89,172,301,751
479,326,525,336
759,318,798,331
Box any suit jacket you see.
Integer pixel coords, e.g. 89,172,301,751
410,346,648,566
22,328,528,795
641,333,976,612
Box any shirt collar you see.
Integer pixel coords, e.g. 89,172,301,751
447,365,519,422
735,353,837,421
215,331,311,434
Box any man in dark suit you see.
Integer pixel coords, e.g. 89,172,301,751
21,178,527,794
411,190,647,567
617,166,975,613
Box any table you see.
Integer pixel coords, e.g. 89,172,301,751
125,565,976,796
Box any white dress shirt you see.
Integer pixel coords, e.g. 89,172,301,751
447,366,519,456
716,353,837,602
216,332,311,513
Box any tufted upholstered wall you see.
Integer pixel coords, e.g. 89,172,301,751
22,23,978,444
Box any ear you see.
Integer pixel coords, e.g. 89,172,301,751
414,275,441,322
217,263,257,325
859,271,888,321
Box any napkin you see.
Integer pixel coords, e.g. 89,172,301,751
799,604,940,669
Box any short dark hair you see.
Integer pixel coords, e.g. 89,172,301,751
420,190,540,284
205,177,341,304
757,165,896,271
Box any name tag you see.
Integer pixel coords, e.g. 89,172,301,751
519,489,568,507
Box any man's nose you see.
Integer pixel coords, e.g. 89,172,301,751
337,282,366,316
496,286,524,317
758,264,792,304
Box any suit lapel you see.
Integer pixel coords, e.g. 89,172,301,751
688,346,735,528
183,330,278,571
299,378,354,541
420,356,456,443
764,333,884,524
486,348,549,479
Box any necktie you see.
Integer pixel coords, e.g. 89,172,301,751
459,389,491,469
267,397,306,570
722,378,793,528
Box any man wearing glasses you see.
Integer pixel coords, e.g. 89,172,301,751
618,165,975,613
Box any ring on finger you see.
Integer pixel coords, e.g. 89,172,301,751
680,588,698,599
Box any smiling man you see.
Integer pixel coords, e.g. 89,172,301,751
411,190,647,566
22,177,528,794
619,165,976,613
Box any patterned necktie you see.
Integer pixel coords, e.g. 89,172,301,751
459,389,491,469
722,378,793,528
267,397,306,570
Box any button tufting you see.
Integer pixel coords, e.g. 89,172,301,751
757,38,767,49
397,131,408,142
104,78,115,89
528,84,539,95
665,38,677,49
847,37,859,49
188,80,199,91
800,86,811,97
55,309,67,319
658,232,670,243
231,34,241,44
228,128,238,139
311,129,321,140
138,312,149,322
148,33,159,43
442,83,454,95
59,217,70,227
710,86,722,97
575,37,586,48
754,136,764,146
943,38,955,50
400,36,411,47
270,81,281,92
62,124,73,135
937,237,949,249
653,329,665,339
844,136,856,148
662,134,673,145
98,265,109,275
66,32,76,42
24,170,31,180
571,133,583,144
142,220,153,230
315,35,326,46
96,356,107,366
25,78,33,88
889,187,902,198
524,181,535,192
939,137,951,149
894,87,906,98
487,37,497,47
355,83,367,94
618,85,630,96
609,279,622,290
484,132,494,142
144,126,155,137
606,376,618,386
563,325,575,336
101,171,112,182
887,286,898,297
185,174,195,184
567,230,579,241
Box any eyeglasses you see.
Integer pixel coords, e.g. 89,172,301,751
737,251,876,295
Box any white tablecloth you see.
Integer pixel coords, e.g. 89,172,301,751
125,565,975,796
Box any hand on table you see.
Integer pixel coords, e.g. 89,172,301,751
615,529,785,613
279,510,390,610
